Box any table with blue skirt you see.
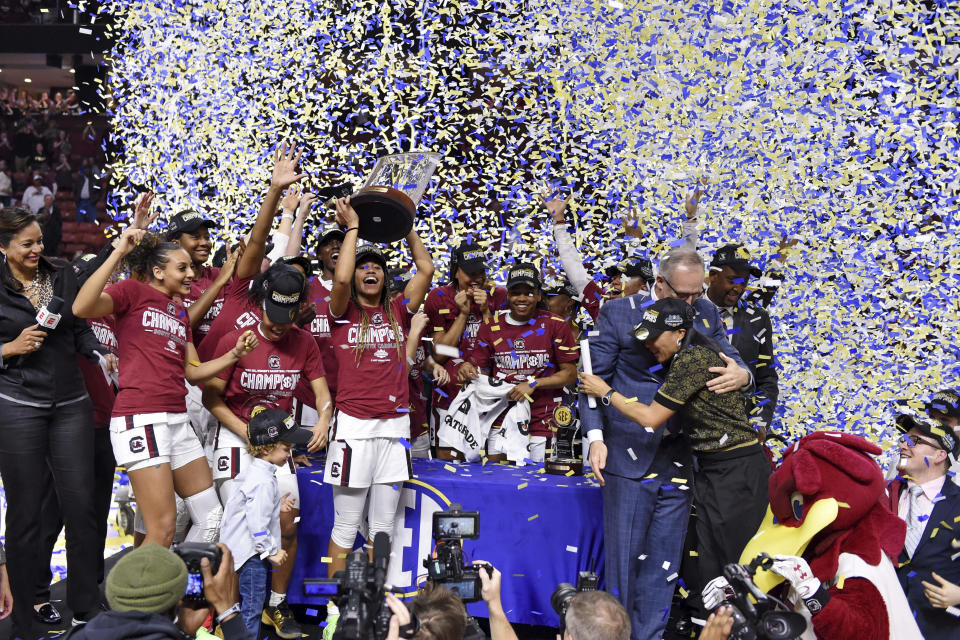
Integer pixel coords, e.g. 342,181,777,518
288,458,605,628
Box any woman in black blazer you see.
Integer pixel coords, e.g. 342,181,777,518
0,206,103,638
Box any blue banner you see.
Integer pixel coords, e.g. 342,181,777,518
289,459,605,628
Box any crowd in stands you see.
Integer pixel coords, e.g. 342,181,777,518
0,83,109,259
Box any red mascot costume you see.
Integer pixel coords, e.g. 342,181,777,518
733,431,922,639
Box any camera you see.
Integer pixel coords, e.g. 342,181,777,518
172,542,222,606
550,570,599,636
303,532,416,640
718,554,807,640
423,504,490,603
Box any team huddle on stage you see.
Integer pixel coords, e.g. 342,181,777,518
2,140,955,640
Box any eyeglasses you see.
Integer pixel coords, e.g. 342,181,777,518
659,274,704,303
899,435,943,451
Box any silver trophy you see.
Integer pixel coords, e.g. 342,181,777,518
350,152,441,243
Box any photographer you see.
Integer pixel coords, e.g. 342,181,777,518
381,562,519,640
68,542,252,640
562,591,629,640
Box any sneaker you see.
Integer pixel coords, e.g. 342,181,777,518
33,602,62,624
322,613,340,640
71,610,96,626
262,600,303,640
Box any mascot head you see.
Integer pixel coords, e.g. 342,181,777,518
742,431,898,591
769,431,883,530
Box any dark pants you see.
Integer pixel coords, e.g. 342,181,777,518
603,437,693,640
37,428,116,602
692,444,770,594
0,397,99,638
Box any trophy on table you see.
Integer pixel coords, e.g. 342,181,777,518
545,403,584,475
349,152,441,243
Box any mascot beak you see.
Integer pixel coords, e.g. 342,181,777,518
739,497,840,592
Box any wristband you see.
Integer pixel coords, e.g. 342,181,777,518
216,602,242,625
345,227,359,233
281,214,295,222
802,584,831,615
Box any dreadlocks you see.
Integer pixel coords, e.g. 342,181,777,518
349,270,405,366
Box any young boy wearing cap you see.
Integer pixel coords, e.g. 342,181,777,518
220,407,314,638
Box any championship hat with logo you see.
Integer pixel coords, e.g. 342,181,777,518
632,297,695,342
263,264,305,323
247,407,314,446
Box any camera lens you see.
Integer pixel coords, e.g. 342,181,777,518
550,583,578,616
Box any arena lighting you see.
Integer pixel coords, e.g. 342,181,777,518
24,78,32,83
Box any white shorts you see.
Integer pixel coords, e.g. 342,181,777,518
324,437,412,488
212,422,300,508
185,382,216,464
410,432,431,459
110,412,204,472
486,430,547,463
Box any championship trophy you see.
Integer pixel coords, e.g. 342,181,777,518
545,403,584,475
350,152,441,243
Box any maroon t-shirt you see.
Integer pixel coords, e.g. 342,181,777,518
408,337,428,440
105,279,193,416
424,283,508,411
293,278,339,406
469,310,579,436
183,265,223,345
197,275,258,361
78,315,117,428
215,324,325,421
331,296,412,420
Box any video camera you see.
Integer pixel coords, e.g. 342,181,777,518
717,553,807,640
550,570,599,636
303,532,416,640
172,542,222,607
423,504,491,603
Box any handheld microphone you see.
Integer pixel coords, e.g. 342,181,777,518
36,296,64,332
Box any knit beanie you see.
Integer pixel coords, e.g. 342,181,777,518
106,543,188,613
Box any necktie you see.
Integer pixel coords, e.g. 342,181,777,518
721,307,734,332
904,484,926,558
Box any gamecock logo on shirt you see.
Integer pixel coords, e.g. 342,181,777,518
129,436,145,453
372,312,384,325
167,302,176,315
217,456,229,471
268,355,281,369
514,338,526,351
330,462,341,478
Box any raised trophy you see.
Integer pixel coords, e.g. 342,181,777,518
350,152,441,243
545,403,583,475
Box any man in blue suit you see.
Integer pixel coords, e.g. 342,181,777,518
581,247,752,640
891,415,960,640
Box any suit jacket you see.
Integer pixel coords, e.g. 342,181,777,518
580,293,750,479
889,477,960,640
725,299,778,431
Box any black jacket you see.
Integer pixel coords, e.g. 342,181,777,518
0,258,103,407
724,298,779,432
65,609,252,640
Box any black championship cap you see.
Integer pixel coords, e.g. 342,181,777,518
632,297,695,342
896,413,959,457
927,389,960,419
247,407,314,446
545,281,578,298
166,211,215,240
623,258,654,282
710,244,762,277
506,262,541,290
263,264,305,324
317,223,345,248
356,243,387,270
603,264,623,279
453,243,487,274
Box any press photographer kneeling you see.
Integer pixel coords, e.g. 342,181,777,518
67,542,252,639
